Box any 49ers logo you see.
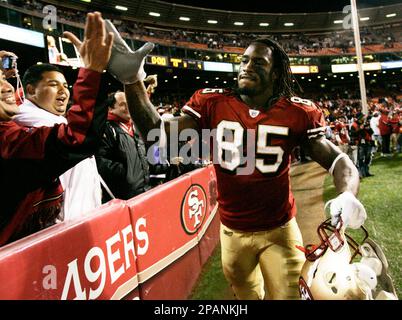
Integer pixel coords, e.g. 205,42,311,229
181,185,207,234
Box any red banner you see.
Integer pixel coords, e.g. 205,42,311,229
127,173,204,299
0,165,219,300
0,200,139,300
189,165,220,266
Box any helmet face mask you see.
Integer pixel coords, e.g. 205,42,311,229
299,218,372,300
304,218,367,263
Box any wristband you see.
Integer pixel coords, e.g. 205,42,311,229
329,153,348,176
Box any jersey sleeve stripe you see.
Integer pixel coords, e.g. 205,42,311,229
182,105,201,119
307,132,325,139
307,127,326,134
307,127,326,139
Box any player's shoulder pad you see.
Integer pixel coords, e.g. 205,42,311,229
198,88,234,96
192,88,232,104
288,96,317,110
199,88,227,95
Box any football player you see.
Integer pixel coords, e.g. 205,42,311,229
105,23,367,300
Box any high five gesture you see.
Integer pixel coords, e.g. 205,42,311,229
63,12,114,73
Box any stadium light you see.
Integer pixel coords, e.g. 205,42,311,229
259,23,269,27
333,20,343,24
208,20,218,24
149,12,161,17
179,17,190,21
80,0,91,3
115,5,128,11
386,13,396,18
284,22,294,27
360,17,370,21
234,22,244,26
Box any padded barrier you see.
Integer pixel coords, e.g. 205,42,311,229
0,165,219,300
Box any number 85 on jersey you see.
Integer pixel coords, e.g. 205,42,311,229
215,120,289,175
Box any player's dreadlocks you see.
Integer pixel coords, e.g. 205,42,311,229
251,37,300,98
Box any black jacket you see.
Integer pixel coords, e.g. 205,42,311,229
96,121,151,202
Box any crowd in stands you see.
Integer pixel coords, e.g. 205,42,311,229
298,92,402,178
4,0,402,56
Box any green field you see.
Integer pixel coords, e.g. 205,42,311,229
190,153,402,300
323,153,402,299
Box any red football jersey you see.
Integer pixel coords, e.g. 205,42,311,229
182,88,325,232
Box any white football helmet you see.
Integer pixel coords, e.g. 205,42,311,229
298,218,398,300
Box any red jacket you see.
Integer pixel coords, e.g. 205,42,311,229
389,115,400,134
378,113,392,136
0,69,107,246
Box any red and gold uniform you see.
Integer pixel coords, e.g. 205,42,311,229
183,88,325,232
183,88,326,300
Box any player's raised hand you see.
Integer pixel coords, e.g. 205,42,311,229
63,12,114,73
104,19,154,84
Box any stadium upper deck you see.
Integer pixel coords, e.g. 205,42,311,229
41,0,402,32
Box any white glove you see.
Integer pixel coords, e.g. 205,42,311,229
325,191,367,229
104,20,154,84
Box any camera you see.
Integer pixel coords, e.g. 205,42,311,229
2,56,16,70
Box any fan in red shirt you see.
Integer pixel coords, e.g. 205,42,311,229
107,32,367,300
378,108,392,156
389,110,401,153
0,12,114,246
